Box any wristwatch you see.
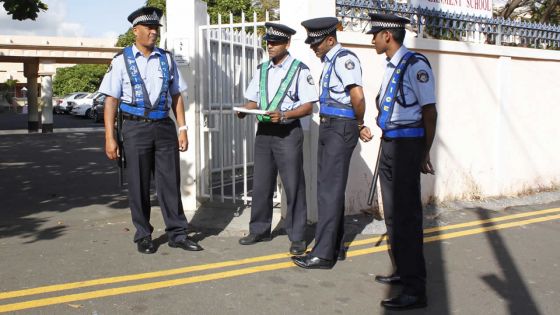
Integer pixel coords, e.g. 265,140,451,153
280,111,287,123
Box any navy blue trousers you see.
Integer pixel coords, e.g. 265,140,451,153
250,121,307,242
311,118,358,260
122,117,189,243
379,137,426,295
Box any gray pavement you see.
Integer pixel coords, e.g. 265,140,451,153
1,125,559,314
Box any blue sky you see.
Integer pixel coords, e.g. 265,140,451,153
0,0,145,40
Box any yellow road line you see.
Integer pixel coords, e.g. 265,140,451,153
346,207,560,248
1,207,558,301
0,212,558,313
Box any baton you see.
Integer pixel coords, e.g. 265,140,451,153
116,108,125,187
367,142,382,206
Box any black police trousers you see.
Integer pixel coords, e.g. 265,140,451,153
122,117,189,243
311,117,359,260
250,120,307,242
379,137,426,296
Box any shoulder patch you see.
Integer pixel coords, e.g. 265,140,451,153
345,59,355,70
417,70,429,83
307,75,314,85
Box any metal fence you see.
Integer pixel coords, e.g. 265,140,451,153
336,0,560,49
198,12,279,204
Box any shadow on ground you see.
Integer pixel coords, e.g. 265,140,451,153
0,131,128,242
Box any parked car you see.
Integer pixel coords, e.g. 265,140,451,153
70,92,103,118
54,92,88,114
91,94,106,123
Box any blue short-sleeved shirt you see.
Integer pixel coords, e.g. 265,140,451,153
320,43,363,105
245,53,318,112
378,46,436,126
98,44,187,107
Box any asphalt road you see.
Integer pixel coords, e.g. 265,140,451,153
0,124,558,315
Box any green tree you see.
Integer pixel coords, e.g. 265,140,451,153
2,78,18,102
52,64,108,96
203,0,253,23
1,0,47,20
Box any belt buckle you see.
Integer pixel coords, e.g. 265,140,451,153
320,116,329,123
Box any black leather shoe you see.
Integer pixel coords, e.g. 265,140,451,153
381,293,427,310
375,274,402,285
289,241,306,255
291,254,334,269
137,236,156,254
336,248,347,261
238,233,272,245
168,238,203,251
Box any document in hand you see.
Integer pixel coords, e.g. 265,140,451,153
233,107,268,115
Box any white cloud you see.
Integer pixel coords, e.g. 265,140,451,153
0,0,85,37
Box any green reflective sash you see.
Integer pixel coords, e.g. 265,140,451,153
257,59,301,122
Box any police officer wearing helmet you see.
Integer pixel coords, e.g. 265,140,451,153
292,17,373,270
368,13,437,310
237,23,318,255
100,6,203,254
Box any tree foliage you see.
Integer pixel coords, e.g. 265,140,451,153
203,0,253,23
496,0,559,24
53,64,108,96
1,0,47,21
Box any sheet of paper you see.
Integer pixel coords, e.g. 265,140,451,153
233,107,268,115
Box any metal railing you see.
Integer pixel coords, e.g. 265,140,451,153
336,0,560,49
198,12,284,205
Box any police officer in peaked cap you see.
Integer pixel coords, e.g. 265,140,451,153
99,6,203,254
291,17,373,270
236,22,318,255
368,13,437,310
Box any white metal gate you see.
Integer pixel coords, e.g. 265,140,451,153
197,13,279,204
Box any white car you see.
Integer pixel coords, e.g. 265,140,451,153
54,92,88,114
70,92,102,118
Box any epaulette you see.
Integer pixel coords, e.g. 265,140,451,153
409,53,431,68
113,50,124,58
337,50,359,60
298,62,310,70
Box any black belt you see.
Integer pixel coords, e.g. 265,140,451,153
122,113,168,122
319,115,355,123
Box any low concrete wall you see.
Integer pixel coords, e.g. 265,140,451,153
338,32,560,213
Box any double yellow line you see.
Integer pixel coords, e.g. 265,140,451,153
1,207,559,313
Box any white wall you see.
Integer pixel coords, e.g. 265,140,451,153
335,33,560,213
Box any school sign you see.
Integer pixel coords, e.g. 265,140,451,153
409,0,493,18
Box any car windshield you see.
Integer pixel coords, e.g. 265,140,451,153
75,94,87,99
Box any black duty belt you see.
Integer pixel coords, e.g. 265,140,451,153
122,114,168,123
319,115,355,123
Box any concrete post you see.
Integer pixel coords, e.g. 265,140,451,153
280,0,336,222
166,0,208,211
24,62,39,132
39,60,56,133
40,74,54,133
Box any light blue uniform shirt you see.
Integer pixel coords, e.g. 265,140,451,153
378,46,436,126
245,53,318,112
320,43,362,105
99,44,187,107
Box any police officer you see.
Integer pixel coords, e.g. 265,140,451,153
237,23,318,255
292,17,372,269
367,13,437,310
100,6,203,254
